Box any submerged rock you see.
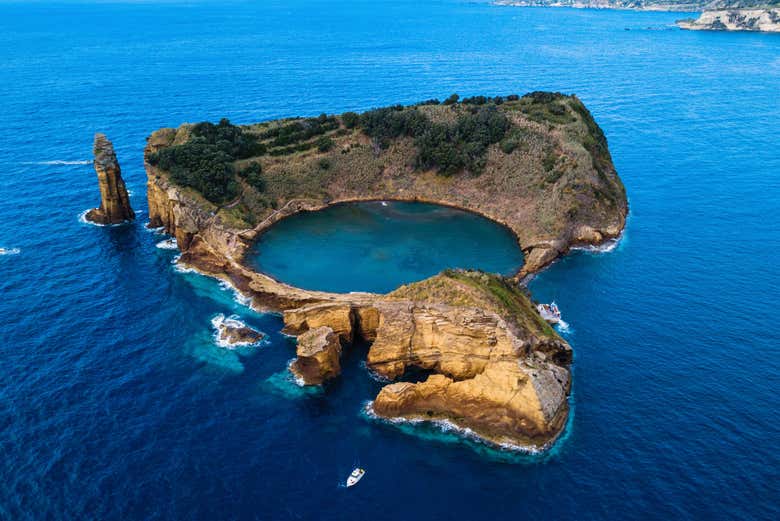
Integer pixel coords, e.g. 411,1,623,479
289,326,342,385
86,133,134,224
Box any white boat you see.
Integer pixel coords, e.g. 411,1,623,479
537,302,561,324
346,468,365,487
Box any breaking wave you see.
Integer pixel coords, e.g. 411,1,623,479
360,361,392,383
77,209,132,227
156,238,178,250
362,401,549,456
571,235,621,254
210,313,265,349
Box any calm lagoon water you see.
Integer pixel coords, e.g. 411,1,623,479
251,201,525,293
1,1,779,520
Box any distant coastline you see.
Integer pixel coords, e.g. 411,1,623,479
494,0,779,12
678,8,780,31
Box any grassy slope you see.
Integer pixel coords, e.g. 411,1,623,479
388,269,559,339
203,95,625,243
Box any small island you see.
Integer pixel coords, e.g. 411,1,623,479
494,0,779,13
143,93,628,450
678,7,780,31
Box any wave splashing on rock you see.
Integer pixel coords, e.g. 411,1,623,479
211,313,266,349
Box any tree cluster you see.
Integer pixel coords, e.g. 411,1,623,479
358,103,510,175
147,119,262,204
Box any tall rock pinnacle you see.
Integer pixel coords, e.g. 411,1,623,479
86,133,135,225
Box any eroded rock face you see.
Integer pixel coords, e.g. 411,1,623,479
289,326,342,385
86,134,134,224
280,271,573,449
283,303,355,344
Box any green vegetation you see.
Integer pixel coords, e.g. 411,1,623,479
415,106,510,175
392,269,559,339
516,92,577,125
341,111,360,129
358,102,510,175
149,92,618,212
146,119,262,203
444,270,558,338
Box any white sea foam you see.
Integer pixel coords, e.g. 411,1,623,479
0,247,20,256
287,358,308,387
155,238,178,250
362,401,548,455
555,319,572,334
23,160,91,165
210,313,265,349
218,279,253,308
146,224,166,234
360,361,392,383
77,209,131,227
571,236,621,254
171,254,197,273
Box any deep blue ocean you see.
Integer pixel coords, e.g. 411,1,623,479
1,1,779,519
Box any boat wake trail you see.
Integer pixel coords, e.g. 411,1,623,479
555,319,572,334
0,247,20,256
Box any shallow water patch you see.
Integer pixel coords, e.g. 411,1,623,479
249,201,524,294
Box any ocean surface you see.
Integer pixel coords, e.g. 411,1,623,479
251,201,525,294
1,1,779,519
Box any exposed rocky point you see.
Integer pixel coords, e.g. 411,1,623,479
214,315,265,347
279,271,572,449
86,133,134,224
289,326,343,385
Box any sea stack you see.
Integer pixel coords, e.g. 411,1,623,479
85,133,134,225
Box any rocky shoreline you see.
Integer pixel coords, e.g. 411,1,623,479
143,93,628,450
678,8,780,31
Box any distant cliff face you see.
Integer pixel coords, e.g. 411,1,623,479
678,8,780,31
495,0,779,11
86,133,134,225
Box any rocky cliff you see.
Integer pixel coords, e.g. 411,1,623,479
280,271,572,449
86,133,134,225
678,8,780,31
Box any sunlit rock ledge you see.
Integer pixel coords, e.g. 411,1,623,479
143,92,627,450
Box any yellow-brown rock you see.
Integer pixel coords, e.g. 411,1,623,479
283,303,355,344
279,271,572,449
289,326,342,385
86,133,134,224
